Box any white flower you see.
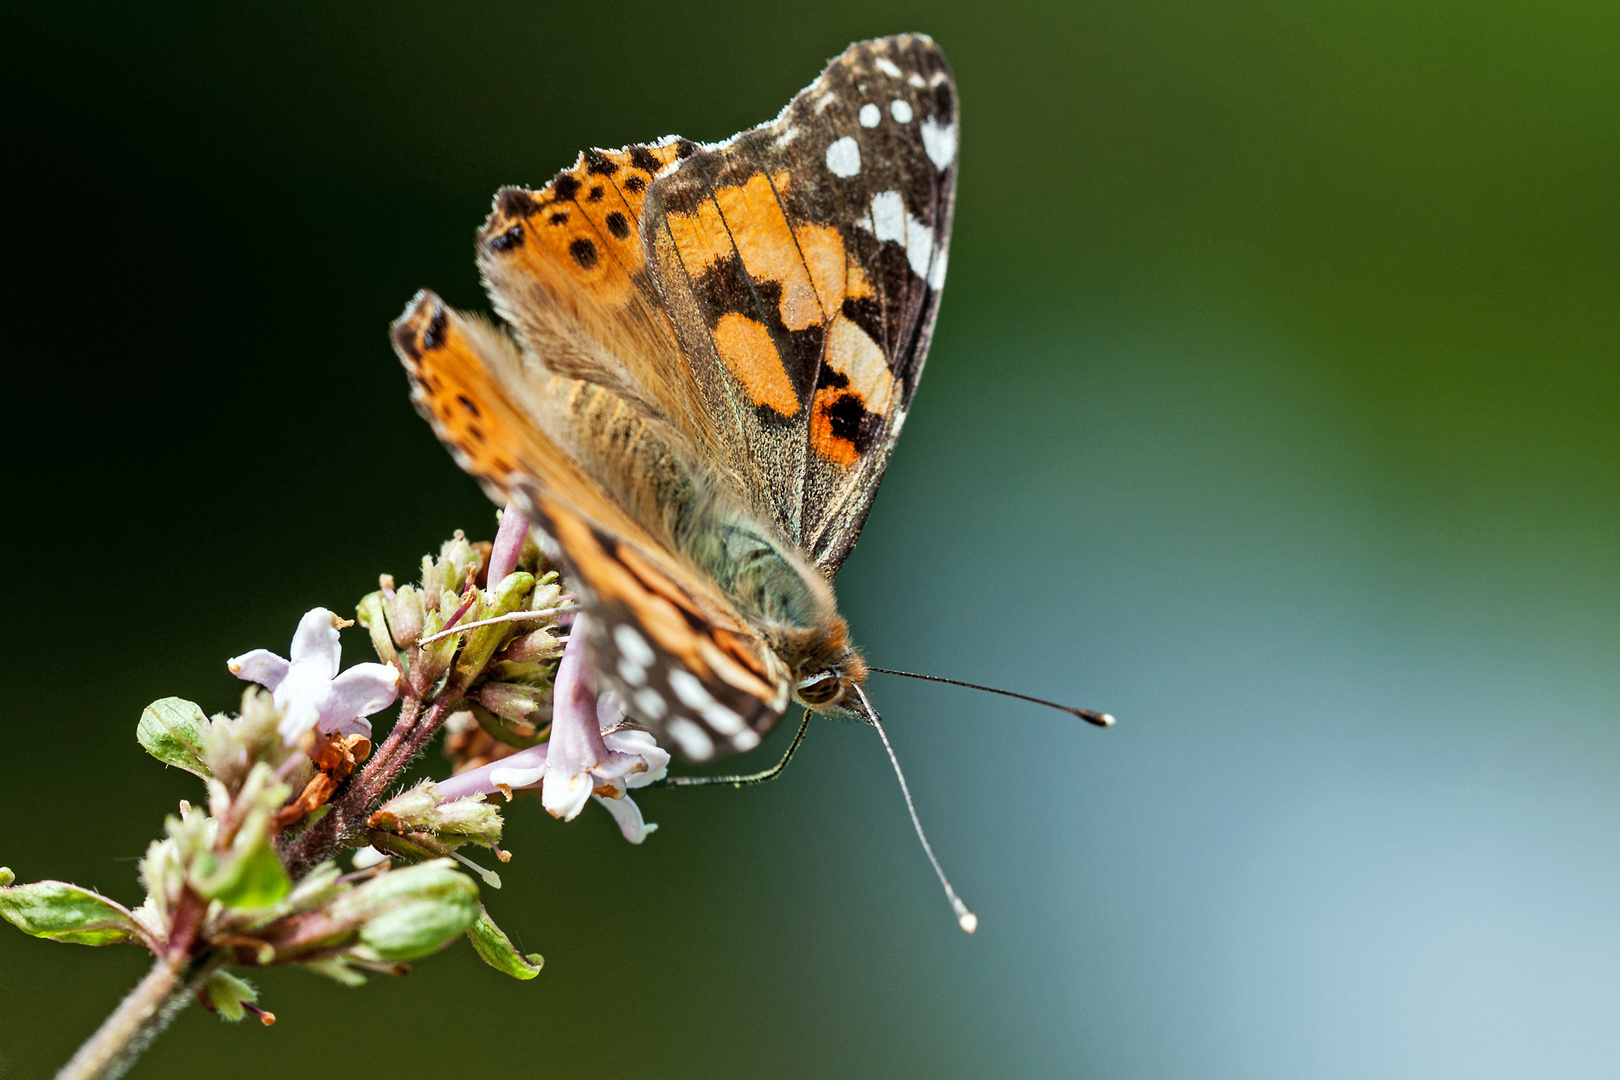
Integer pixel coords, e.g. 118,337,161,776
431,621,668,843
227,607,400,745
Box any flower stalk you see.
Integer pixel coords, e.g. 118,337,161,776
55,954,222,1080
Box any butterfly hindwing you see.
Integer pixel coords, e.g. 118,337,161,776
391,293,792,760
522,492,792,761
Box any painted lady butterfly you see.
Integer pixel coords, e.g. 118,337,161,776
391,34,957,767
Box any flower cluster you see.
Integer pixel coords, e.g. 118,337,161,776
0,510,673,1046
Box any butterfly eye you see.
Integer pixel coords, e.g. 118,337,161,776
797,674,843,706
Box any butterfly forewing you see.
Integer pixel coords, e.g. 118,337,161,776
394,35,958,762
642,34,957,573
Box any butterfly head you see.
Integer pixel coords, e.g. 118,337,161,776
787,621,871,719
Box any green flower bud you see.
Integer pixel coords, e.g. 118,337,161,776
469,701,546,747
137,832,186,927
414,606,459,691
355,590,398,667
497,630,565,665
486,659,559,686
137,697,211,780
189,764,292,909
0,877,146,947
438,588,462,621
330,859,480,963
203,688,304,793
387,584,425,647
473,682,549,725
453,571,536,686
467,904,543,980
422,533,481,599
369,783,503,844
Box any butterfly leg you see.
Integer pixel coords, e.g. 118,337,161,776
653,709,811,788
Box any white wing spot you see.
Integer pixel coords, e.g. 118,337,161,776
632,687,668,721
773,124,800,148
890,99,914,124
816,91,837,112
825,136,862,178
875,57,903,79
921,118,957,171
613,624,655,667
616,656,648,687
668,669,748,736
928,247,949,290
929,71,948,87
868,190,935,279
908,73,926,88
664,715,714,761
870,190,905,241
859,103,881,127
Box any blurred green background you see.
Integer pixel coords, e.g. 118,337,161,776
4,1,1616,1076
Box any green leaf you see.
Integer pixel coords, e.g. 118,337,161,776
0,878,145,946
194,834,292,909
137,697,211,779
467,905,543,980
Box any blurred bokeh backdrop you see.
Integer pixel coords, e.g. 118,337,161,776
5,2,1616,1077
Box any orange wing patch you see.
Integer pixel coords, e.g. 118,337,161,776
479,141,685,299
712,313,801,415
809,314,895,466
389,289,659,550
390,290,539,490
661,170,872,333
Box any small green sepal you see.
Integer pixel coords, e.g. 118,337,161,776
467,904,543,980
201,970,261,1022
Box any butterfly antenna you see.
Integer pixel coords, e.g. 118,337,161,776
867,668,1115,728
851,683,977,934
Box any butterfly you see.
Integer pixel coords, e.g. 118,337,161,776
390,34,956,767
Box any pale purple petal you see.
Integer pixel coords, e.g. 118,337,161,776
488,759,547,792
541,622,610,822
486,501,529,586
277,699,321,743
288,608,342,678
434,743,549,800
226,649,290,691
604,728,671,789
351,846,389,869
593,793,658,844
273,663,336,743
322,663,400,723
316,714,374,738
